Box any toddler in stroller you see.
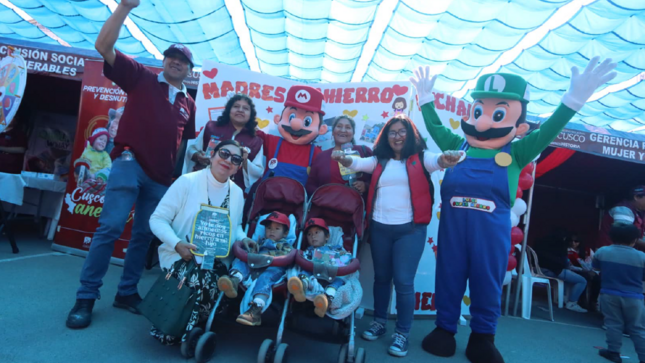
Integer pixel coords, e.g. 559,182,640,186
217,211,294,326
288,218,353,317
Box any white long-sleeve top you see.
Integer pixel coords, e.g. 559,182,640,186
150,169,247,269
184,126,265,193
349,152,442,225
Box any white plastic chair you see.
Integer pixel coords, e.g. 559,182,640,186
519,246,559,321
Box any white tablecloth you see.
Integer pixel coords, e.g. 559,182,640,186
0,172,27,205
22,176,67,193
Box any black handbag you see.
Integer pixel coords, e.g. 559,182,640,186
139,260,199,337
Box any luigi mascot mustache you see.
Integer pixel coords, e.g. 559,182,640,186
410,56,617,363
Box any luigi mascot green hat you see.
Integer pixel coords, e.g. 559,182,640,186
410,57,617,363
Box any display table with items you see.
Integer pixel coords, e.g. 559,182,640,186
0,171,67,253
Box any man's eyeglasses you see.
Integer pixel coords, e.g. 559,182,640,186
218,148,243,166
388,129,407,138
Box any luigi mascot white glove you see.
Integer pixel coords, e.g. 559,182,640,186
412,56,616,363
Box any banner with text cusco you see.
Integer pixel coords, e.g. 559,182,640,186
52,60,135,261
192,60,472,315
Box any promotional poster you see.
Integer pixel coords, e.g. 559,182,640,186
53,61,135,260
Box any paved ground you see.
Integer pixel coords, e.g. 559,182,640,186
0,228,640,363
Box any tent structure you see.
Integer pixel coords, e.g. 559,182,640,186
0,0,641,131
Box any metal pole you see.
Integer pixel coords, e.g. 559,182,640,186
513,166,537,317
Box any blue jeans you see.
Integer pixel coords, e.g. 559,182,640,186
370,220,427,336
542,268,587,303
77,157,168,299
231,258,286,297
301,270,345,291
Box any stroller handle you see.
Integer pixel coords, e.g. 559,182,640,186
232,240,297,267
294,250,361,277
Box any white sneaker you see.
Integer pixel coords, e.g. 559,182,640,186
566,301,588,313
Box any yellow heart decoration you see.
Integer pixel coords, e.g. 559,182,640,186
462,296,471,306
449,118,460,130
257,118,270,129
343,109,358,118
436,212,441,219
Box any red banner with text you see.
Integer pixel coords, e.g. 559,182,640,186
53,60,134,260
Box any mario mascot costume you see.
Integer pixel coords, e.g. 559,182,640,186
410,56,617,363
259,85,327,186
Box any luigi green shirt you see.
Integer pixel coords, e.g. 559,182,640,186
421,102,576,206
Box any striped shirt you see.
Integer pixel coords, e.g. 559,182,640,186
593,245,645,299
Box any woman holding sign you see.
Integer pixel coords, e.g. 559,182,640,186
149,139,247,345
305,115,372,197
332,115,461,357
186,94,264,194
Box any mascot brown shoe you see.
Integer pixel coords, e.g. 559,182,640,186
465,332,504,363
421,327,456,357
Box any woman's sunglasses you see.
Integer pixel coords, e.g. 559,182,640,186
217,148,243,166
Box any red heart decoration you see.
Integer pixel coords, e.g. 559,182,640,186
203,68,218,79
392,85,408,96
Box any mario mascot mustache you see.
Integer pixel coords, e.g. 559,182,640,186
461,119,514,141
281,125,313,136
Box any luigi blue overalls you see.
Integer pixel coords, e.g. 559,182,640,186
262,138,315,186
434,141,511,335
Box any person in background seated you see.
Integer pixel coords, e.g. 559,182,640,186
567,234,600,311
0,116,29,174
333,114,460,357
217,211,292,327
534,229,588,313
598,186,645,252
186,94,262,194
594,222,645,363
288,218,352,318
305,115,372,198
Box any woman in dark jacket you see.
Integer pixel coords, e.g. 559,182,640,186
534,229,588,313
305,115,372,196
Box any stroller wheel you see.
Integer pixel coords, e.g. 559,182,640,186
181,327,203,358
257,339,275,363
273,343,288,363
337,343,348,363
355,348,366,363
195,331,217,363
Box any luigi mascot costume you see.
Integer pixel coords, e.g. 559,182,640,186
410,56,617,363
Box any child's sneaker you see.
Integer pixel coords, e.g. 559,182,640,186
599,348,622,363
313,294,329,318
388,332,409,357
288,276,308,302
217,275,240,299
361,321,386,341
236,302,262,326
565,301,588,313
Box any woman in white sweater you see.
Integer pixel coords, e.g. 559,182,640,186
148,139,247,345
333,115,460,357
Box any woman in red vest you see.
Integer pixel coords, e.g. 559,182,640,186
333,115,460,357
186,94,264,193
305,115,372,197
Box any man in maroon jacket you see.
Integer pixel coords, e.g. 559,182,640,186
66,0,196,329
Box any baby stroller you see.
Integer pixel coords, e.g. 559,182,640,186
292,184,366,363
234,176,307,363
181,177,306,363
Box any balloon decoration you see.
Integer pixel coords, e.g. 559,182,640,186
507,161,535,272
511,226,524,245
507,255,517,271
518,172,534,190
